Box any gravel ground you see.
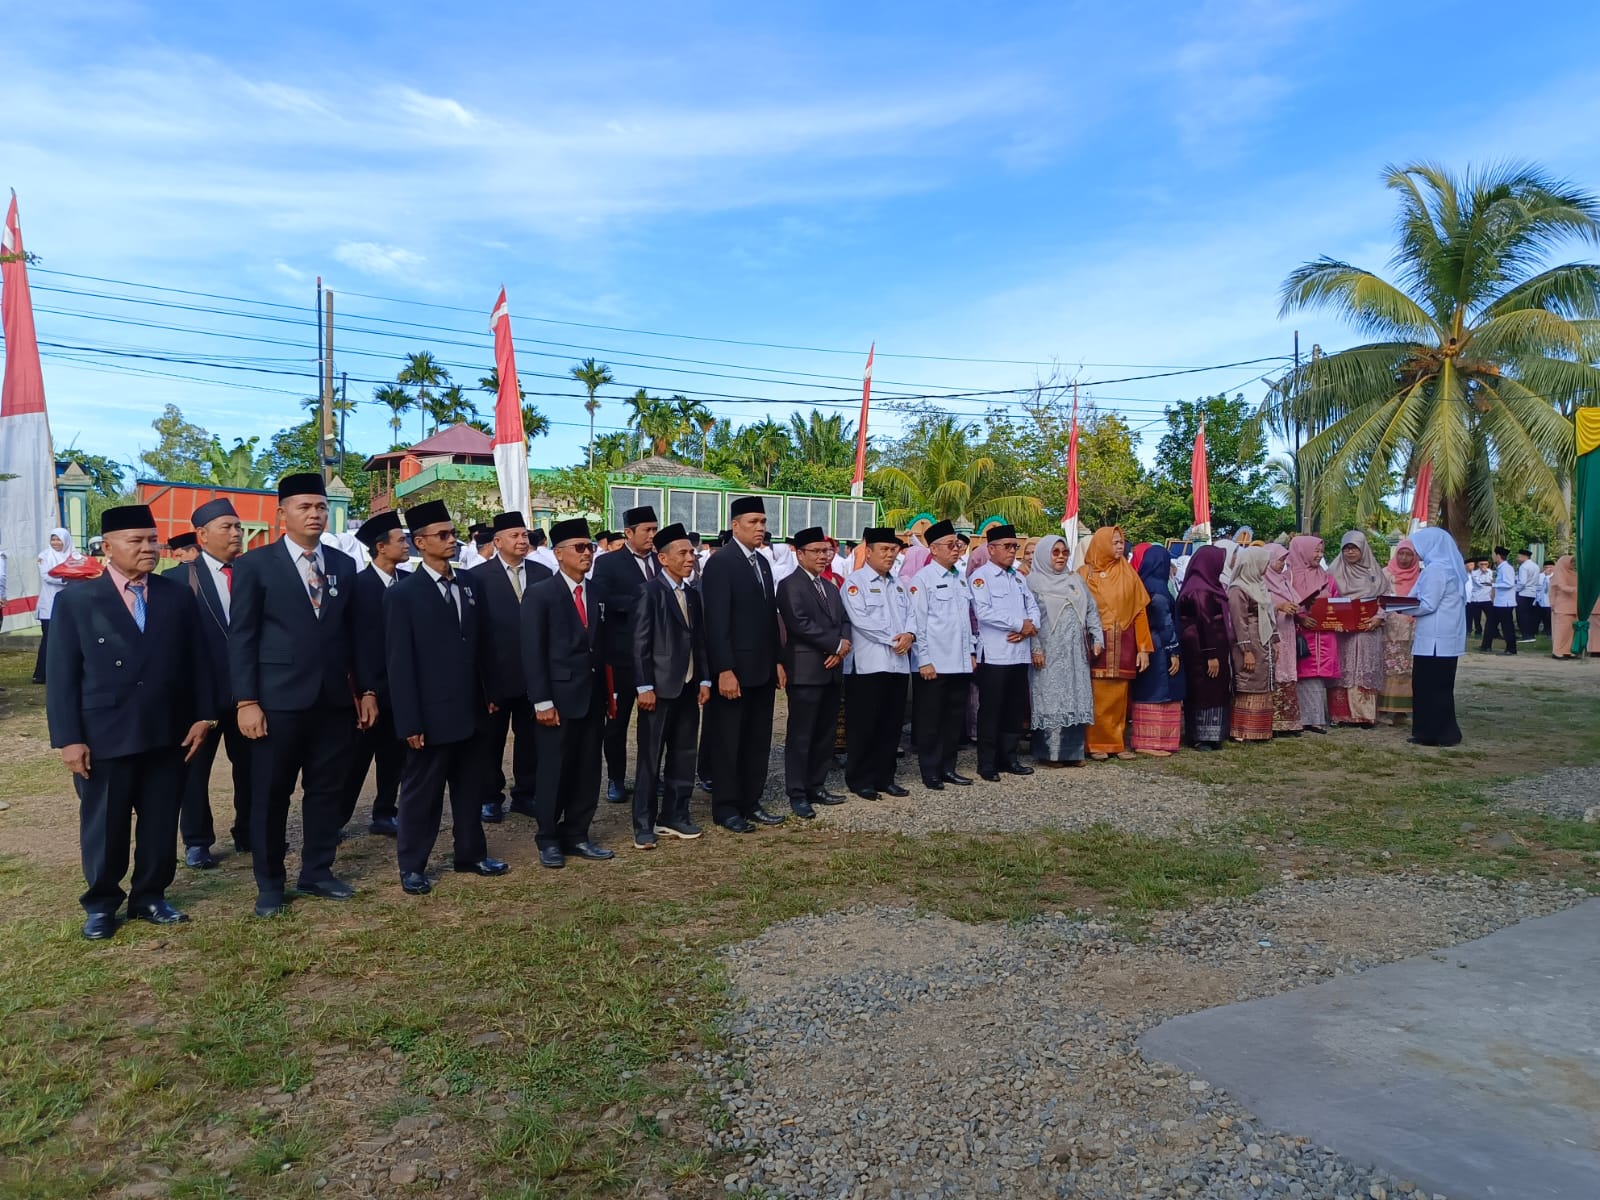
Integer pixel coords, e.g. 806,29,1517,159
1487,766,1600,821
699,875,1588,1200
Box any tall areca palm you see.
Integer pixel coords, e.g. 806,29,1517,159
425,383,477,434
670,396,711,461
1279,162,1600,547
570,358,614,467
397,351,450,441
373,384,413,442
592,431,632,469
479,367,548,443
788,409,856,468
872,415,1042,528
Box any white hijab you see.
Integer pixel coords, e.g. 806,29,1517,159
38,527,75,572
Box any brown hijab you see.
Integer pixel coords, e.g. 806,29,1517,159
1077,526,1148,632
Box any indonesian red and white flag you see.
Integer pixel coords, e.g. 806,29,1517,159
489,287,529,521
850,343,873,499
1,192,56,632
1190,416,1212,543
1408,461,1432,534
1061,389,1080,566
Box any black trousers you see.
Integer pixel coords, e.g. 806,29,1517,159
32,618,49,682
250,704,354,901
602,663,636,785
340,703,403,827
1411,654,1461,746
1466,600,1487,636
77,747,182,915
975,663,1028,774
1516,595,1536,639
785,680,841,803
532,691,604,851
913,672,970,782
707,682,775,825
1481,606,1518,652
1537,604,1552,637
179,708,251,849
633,689,700,838
845,672,907,792
396,734,489,874
484,697,537,809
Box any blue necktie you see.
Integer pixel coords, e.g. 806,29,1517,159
128,581,147,632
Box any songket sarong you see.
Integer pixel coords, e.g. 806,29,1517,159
1229,692,1273,741
1271,682,1302,732
1130,701,1183,752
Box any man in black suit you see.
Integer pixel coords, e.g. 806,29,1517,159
698,496,787,832
166,530,200,564
590,503,659,804
229,473,378,918
164,497,248,870
46,505,216,939
521,518,615,869
386,500,507,894
631,523,710,849
775,526,851,819
341,510,411,838
474,510,552,825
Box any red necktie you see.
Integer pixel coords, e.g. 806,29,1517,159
220,564,233,593
573,582,589,628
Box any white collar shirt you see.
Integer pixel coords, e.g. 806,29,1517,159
201,550,232,619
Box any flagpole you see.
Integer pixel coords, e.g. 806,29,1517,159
1063,381,1080,567
850,343,873,500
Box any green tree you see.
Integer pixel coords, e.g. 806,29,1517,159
477,366,550,443
569,358,614,467
373,384,413,441
544,465,609,515
1149,394,1292,538
139,404,213,482
787,410,857,469
397,351,450,441
58,449,129,497
203,437,268,488
1279,161,1600,549
873,414,1042,528
591,432,633,470
258,418,373,512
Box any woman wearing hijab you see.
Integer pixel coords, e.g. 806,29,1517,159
1177,545,1234,749
1327,531,1387,727
1077,526,1153,760
1288,535,1339,732
1379,538,1421,722
1226,546,1277,742
1018,537,1039,577
1024,535,1102,766
1129,543,1186,755
32,527,76,684
1549,554,1579,659
1216,539,1244,586
1263,544,1303,734
1407,528,1468,746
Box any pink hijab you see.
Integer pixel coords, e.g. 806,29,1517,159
1264,543,1297,608
1385,538,1422,596
1287,535,1330,604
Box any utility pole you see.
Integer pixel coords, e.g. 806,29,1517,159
1292,331,1302,534
339,371,348,466
322,289,336,482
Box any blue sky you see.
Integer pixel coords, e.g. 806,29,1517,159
6,0,1600,476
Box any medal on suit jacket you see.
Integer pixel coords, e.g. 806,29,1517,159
326,573,339,598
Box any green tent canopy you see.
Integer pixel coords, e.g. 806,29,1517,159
1574,409,1600,655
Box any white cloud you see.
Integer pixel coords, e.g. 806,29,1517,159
273,259,306,281
393,87,478,128
332,242,426,277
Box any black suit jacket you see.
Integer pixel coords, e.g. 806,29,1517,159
589,546,655,669
700,540,780,687
777,569,851,686
633,575,708,701
349,563,410,706
164,556,233,705
46,571,215,758
227,538,373,711
385,566,486,744
472,553,553,701
522,572,603,716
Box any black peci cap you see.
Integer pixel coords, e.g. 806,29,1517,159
277,472,326,500
403,499,452,533
191,498,238,527
623,505,658,527
100,504,157,534
730,496,766,518
550,517,592,547
168,531,197,550
864,526,900,546
653,523,690,550
356,511,403,549
790,526,828,548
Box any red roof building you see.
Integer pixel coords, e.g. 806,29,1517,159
365,423,495,513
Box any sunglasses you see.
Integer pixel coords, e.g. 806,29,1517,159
558,541,597,553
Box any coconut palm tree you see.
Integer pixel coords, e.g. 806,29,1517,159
694,405,718,467
639,396,682,458
592,431,632,470
478,367,548,443
1279,162,1600,548
373,384,414,441
788,409,856,468
397,351,450,441
872,415,1042,528
670,396,711,461
570,358,614,467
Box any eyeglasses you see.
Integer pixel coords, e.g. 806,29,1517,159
995,541,1021,550
419,528,458,541
558,541,596,553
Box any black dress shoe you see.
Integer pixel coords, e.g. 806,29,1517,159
564,841,615,860
538,846,566,869
605,779,628,804
254,896,286,918
232,837,253,854
454,857,509,875
718,816,756,834
942,771,974,786
480,802,505,824
508,799,537,818
851,788,880,801
185,846,218,870
979,770,1002,782
882,783,910,798
750,808,787,825
81,912,117,940
1004,760,1035,776
400,872,432,895
296,876,356,900
791,800,817,820
810,789,846,806
922,778,945,790
131,899,190,925
368,816,399,837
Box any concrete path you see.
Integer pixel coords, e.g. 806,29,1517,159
1139,899,1600,1199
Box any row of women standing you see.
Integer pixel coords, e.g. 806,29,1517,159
1016,525,1470,766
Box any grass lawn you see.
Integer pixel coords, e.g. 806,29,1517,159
2,638,1596,1199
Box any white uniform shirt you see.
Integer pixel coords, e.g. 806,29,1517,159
969,560,1040,666
201,550,232,620
1536,572,1551,608
841,565,914,675
1411,564,1467,657
1516,559,1540,599
529,545,558,575
1468,566,1493,604
908,561,976,674
1492,560,1517,608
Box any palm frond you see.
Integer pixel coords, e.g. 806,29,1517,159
1468,308,1589,361
1278,260,1439,341
1484,263,1600,321
1510,355,1600,418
